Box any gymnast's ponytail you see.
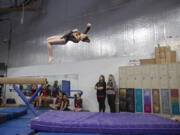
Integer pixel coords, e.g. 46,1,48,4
82,36,90,43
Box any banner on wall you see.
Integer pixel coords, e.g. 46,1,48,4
171,89,180,115
135,89,143,112
126,88,135,112
161,89,170,114
152,89,160,113
144,89,151,113
119,89,127,112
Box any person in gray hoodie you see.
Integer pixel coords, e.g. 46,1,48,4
106,74,117,113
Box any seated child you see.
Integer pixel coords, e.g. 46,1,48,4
49,92,63,110
61,93,70,111
37,84,52,109
69,93,83,112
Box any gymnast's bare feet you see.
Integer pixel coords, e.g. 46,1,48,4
87,23,91,27
171,116,180,122
48,56,54,64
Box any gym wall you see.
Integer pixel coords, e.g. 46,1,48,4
1,0,180,112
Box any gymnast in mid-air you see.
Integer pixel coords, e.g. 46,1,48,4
46,23,91,63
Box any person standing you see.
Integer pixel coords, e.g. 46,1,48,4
106,74,117,113
95,75,106,112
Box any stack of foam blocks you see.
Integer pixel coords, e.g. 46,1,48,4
140,45,176,65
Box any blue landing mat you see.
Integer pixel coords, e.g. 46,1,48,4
0,109,47,135
0,107,27,124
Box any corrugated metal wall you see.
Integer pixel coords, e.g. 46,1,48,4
0,0,180,67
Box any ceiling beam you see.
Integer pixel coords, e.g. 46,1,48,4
0,7,40,13
14,0,18,7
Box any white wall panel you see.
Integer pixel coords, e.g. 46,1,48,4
150,65,159,88
142,76,152,88
159,75,169,88
159,64,168,76
134,75,142,88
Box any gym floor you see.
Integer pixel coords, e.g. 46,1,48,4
0,109,45,135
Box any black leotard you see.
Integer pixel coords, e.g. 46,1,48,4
62,26,91,43
95,81,106,96
74,98,83,108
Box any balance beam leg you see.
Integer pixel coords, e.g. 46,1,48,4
29,86,42,103
13,85,38,116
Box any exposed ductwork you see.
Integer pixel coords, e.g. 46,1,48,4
0,0,40,13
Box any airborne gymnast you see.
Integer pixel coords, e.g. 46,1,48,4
46,23,91,63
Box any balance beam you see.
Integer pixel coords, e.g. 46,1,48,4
0,77,47,85
0,77,47,116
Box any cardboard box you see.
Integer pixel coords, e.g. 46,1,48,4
155,47,160,58
155,58,161,64
159,46,166,52
140,59,155,65
171,51,176,63
166,51,171,64
160,52,166,58
165,46,171,53
160,58,166,64
159,46,166,58
155,47,160,54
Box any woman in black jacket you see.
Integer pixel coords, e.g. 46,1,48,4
95,75,106,112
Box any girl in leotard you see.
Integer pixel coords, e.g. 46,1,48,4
69,93,83,112
46,23,91,63
61,93,70,111
49,91,63,110
37,84,52,109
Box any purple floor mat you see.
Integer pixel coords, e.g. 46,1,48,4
31,111,180,134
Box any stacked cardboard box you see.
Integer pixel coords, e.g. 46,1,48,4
155,46,176,64
140,59,155,65
171,51,176,63
140,45,176,65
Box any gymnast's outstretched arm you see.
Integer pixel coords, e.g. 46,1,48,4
83,23,91,34
80,23,91,42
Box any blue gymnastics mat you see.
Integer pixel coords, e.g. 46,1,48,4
0,106,27,124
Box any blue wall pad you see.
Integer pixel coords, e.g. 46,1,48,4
126,88,135,112
62,80,71,96
135,89,143,112
172,103,180,115
161,89,170,114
